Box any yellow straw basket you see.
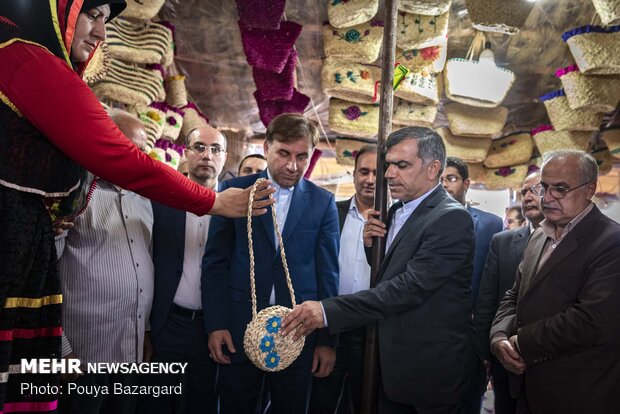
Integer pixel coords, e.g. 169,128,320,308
394,70,442,105
484,164,528,190
396,38,447,74
591,0,620,25
323,21,384,64
467,162,485,182
438,127,492,163
531,125,592,155
329,99,380,138
464,0,535,34
335,136,377,166
556,65,620,112
393,98,437,127
328,0,379,28
445,102,508,137
396,11,449,49
91,60,165,107
322,58,380,104
540,90,604,132
244,179,305,372
398,0,452,15
107,18,173,65
563,26,620,75
601,126,620,159
483,132,533,168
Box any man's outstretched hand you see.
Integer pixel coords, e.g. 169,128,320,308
281,301,326,340
210,180,276,217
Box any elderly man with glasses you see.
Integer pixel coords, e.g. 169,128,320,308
490,150,620,414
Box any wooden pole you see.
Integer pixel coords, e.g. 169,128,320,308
360,0,398,412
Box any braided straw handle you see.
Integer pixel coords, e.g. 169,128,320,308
247,178,297,317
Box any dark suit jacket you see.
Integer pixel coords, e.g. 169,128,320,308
203,171,340,363
322,186,483,407
490,206,620,413
467,205,503,305
336,199,350,232
474,225,530,377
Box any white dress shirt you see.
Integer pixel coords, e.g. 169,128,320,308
386,184,439,250
338,197,371,295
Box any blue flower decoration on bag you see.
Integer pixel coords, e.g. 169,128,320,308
260,335,275,353
266,316,281,333
265,351,280,368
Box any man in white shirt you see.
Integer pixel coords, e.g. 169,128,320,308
310,145,377,414
141,125,227,414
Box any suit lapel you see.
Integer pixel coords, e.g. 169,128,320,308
170,208,187,263
468,205,480,233
256,171,276,250
512,225,530,253
336,199,351,232
282,179,309,243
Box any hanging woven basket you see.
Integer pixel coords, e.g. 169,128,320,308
394,70,442,105
392,98,437,127
563,25,620,75
396,38,448,74
396,11,449,49
335,136,377,166
244,179,305,372
591,0,620,25
329,99,380,138
120,0,166,20
467,162,485,182
83,42,110,86
438,127,492,162
464,0,535,34
484,164,528,190
323,21,384,64
398,0,452,15
601,125,620,159
590,144,613,175
531,125,593,155
556,65,620,112
106,18,174,65
322,58,380,104
527,156,542,175
540,90,604,132
165,76,189,108
91,60,165,107
444,102,508,137
328,0,379,28
179,103,209,141
483,132,533,168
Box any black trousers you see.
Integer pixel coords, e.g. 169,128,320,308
492,372,517,414
59,373,139,414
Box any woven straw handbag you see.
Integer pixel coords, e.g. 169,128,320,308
464,0,535,34
563,25,620,75
162,105,184,142
83,42,110,85
135,107,165,152
255,89,310,128
601,125,620,159
165,76,189,108
467,162,485,182
438,127,491,162
240,21,302,73
484,164,528,190
236,0,286,30
120,0,166,20
335,136,377,165
393,98,437,127
396,38,448,74
444,102,508,137
531,125,592,155
540,90,604,132
253,50,297,102
396,11,449,49
398,0,452,15
591,0,620,25
244,179,305,372
394,70,442,105
527,156,542,175
323,21,384,64
328,0,379,28
107,18,174,65
556,65,620,112
322,58,380,104
329,99,380,138
180,103,209,140
91,60,164,107
483,132,533,168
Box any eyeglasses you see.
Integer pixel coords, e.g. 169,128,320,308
520,186,537,197
532,181,592,199
441,174,460,183
188,143,226,156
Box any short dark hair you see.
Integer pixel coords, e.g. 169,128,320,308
384,127,446,176
446,156,469,181
265,113,319,148
354,145,377,171
238,153,266,174
507,206,525,223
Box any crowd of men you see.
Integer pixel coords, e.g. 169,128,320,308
52,111,620,414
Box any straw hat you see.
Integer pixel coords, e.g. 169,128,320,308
444,58,515,108
563,25,620,75
464,0,535,34
601,125,620,159
591,0,620,25
438,127,492,163
483,132,533,168
392,98,437,127
540,90,604,132
91,59,165,106
396,38,448,74
329,99,380,138
322,58,380,104
484,164,528,191
106,18,173,65
398,0,452,16
253,50,297,102
531,125,593,155
323,21,384,64
444,102,508,137
180,103,209,141
335,136,377,166
255,89,310,128
239,21,302,73
328,0,379,28
394,70,442,105
165,75,188,108
556,65,620,112
236,0,286,30
83,42,110,85
396,11,449,50
120,0,166,21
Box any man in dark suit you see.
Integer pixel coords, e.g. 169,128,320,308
441,157,503,304
491,150,620,413
310,145,377,414
283,127,484,414
204,113,339,414
474,171,543,414
140,125,227,414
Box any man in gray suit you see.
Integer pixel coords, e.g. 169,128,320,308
473,171,543,414
283,127,484,414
